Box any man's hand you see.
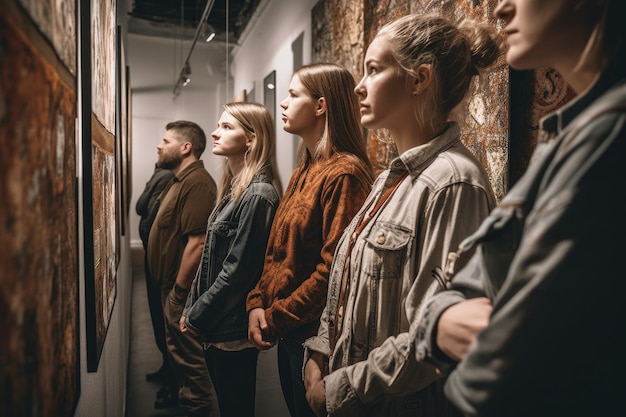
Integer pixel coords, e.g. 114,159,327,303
436,297,492,361
248,307,274,350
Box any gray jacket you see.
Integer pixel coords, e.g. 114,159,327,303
416,63,626,416
304,122,495,416
184,168,280,343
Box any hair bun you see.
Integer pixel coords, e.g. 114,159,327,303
458,20,502,73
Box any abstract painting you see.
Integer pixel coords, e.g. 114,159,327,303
0,2,79,416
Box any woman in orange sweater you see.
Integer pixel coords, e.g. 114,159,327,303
246,63,373,417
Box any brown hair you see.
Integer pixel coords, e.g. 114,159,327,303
578,0,626,72
291,63,373,178
165,120,207,159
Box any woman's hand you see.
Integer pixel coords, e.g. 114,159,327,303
436,297,492,361
248,307,274,350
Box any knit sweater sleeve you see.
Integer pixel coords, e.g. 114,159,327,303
249,157,372,341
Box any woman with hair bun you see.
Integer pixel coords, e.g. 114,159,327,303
302,13,501,417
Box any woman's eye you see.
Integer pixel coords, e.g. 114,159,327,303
368,66,377,75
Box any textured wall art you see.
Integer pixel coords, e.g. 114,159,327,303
312,0,512,200
0,2,79,416
82,0,119,372
17,0,77,75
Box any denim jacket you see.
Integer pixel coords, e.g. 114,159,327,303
304,122,495,416
416,63,626,416
184,168,280,343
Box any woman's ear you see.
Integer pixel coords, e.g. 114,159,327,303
411,63,433,95
316,97,327,116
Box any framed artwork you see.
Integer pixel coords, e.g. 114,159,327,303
81,0,119,372
0,1,80,416
116,26,130,236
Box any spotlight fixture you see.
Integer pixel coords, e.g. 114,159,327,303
200,21,216,43
172,0,216,99
182,62,191,85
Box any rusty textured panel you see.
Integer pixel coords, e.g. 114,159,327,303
83,0,119,372
17,0,76,75
311,0,572,198
410,0,510,200
0,7,79,417
91,0,116,133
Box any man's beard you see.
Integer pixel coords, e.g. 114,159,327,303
157,153,182,170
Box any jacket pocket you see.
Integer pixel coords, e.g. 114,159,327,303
363,221,411,280
209,221,238,269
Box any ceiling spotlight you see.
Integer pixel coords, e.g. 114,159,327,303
201,22,216,43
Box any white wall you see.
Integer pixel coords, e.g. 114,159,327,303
231,0,319,189
128,0,319,247
128,34,226,247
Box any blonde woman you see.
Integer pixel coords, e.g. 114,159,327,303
303,14,500,417
181,102,282,417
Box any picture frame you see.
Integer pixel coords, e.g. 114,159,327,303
81,0,119,373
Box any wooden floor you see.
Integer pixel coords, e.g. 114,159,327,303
125,248,290,417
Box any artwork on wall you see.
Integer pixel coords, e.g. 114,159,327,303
82,0,119,372
0,2,80,416
312,0,510,200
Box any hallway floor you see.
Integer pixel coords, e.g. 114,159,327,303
125,248,290,417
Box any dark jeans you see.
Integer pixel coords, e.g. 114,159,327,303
277,338,316,417
204,345,259,417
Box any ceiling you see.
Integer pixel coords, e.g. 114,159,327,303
127,0,261,43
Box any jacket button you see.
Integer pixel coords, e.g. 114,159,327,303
376,233,386,244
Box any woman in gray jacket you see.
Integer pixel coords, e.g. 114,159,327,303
180,102,282,417
303,13,501,417
416,1,626,416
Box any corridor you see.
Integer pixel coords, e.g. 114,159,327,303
125,248,290,417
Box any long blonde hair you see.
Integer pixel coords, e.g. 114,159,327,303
217,102,283,202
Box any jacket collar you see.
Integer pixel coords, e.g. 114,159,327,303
540,59,626,141
389,122,461,178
